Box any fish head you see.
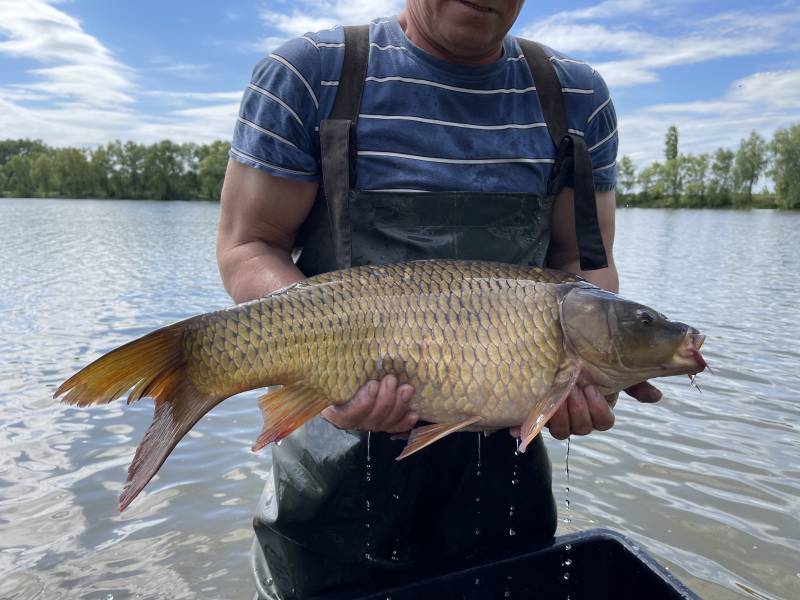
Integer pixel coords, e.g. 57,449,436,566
560,285,707,392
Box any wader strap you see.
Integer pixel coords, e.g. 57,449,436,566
319,24,370,269
517,38,608,271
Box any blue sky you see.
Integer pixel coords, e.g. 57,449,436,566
0,0,798,166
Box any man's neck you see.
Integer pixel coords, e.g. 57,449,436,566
397,10,503,66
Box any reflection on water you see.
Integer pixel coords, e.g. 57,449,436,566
0,199,798,599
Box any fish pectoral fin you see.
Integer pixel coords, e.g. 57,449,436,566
518,365,582,453
396,415,482,461
252,383,330,452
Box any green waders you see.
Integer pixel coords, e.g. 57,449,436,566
251,26,607,600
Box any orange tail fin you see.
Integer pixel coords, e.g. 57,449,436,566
55,322,226,511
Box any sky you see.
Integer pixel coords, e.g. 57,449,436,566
0,0,798,167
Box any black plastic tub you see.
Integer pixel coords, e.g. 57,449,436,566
317,528,699,600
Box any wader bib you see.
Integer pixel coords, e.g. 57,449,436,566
252,27,607,600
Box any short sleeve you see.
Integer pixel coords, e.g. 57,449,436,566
230,37,323,182
584,69,618,192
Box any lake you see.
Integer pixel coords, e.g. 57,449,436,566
0,198,798,599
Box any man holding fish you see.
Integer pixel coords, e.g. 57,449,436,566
55,1,699,599
216,1,661,597
212,0,660,598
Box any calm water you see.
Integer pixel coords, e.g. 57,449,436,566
0,198,798,599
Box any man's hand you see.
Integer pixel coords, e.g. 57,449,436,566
322,375,418,434
509,381,662,440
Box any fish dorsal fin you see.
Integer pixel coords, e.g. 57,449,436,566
252,383,330,451
518,364,582,453
396,415,482,461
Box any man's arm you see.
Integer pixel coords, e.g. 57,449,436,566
217,160,418,433
543,188,661,440
217,160,315,303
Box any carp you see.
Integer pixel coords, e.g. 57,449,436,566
55,260,707,510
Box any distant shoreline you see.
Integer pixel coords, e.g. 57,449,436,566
2,195,796,211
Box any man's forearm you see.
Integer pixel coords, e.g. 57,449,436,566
557,259,619,294
218,240,306,304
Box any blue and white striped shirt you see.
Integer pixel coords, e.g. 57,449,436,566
231,17,618,194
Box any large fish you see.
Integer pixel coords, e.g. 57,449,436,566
55,260,707,510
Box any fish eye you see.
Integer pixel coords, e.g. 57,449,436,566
637,310,655,326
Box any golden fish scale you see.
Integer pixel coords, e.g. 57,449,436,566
183,261,575,426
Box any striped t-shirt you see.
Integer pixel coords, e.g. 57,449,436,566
231,16,618,194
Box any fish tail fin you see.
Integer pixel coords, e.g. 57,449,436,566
119,379,223,511
55,322,187,407
54,321,226,511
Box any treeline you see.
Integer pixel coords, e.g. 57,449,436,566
1,123,799,207
617,124,800,209
0,139,230,200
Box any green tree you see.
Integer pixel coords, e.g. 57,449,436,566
2,154,35,197
681,153,709,207
708,148,735,207
52,148,92,198
0,139,47,166
197,140,230,200
665,126,679,161
770,123,800,209
638,162,664,204
662,126,682,206
90,146,112,198
30,152,55,196
616,156,637,205
733,131,768,207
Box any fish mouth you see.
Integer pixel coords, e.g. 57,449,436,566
677,329,708,373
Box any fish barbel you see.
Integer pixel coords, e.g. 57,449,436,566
55,260,707,510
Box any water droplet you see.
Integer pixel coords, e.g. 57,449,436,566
366,500,371,510
565,499,570,509
509,528,516,536
475,496,481,503
563,559,572,566
392,493,399,500
563,572,570,580
511,478,518,485
391,549,399,562
365,475,371,482
476,469,481,477
565,544,572,551
503,591,510,598
365,523,370,528
364,552,373,560
276,439,282,446
474,528,481,536
474,578,481,586
266,578,274,586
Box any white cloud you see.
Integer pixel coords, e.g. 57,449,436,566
0,0,239,147
260,0,403,36
0,0,134,106
619,70,800,165
520,5,799,89
250,0,403,53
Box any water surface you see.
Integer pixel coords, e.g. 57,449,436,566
0,199,798,599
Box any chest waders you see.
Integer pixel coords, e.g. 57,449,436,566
252,26,608,600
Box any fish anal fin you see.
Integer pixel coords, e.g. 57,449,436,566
252,384,330,452
519,365,582,453
396,415,482,461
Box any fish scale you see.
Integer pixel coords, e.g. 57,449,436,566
181,261,573,428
